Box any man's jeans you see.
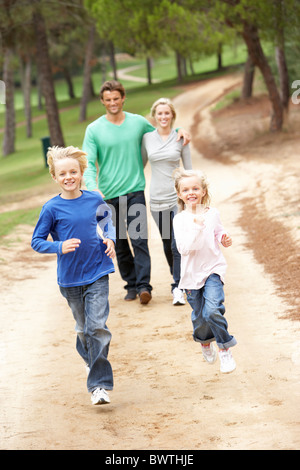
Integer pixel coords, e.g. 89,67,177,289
186,274,237,350
106,191,152,294
59,275,113,392
151,205,180,291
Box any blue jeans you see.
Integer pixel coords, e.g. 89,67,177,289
151,205,180,291
59,275,113,393
106,191,152,294
186,274,237,350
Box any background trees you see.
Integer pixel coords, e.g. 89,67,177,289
1,0,299,156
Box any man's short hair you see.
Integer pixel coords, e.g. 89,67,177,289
100,80,125,100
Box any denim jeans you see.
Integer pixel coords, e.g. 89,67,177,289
151,205,180,291
186,273,237,350
59,275,113,392
106,191,152,294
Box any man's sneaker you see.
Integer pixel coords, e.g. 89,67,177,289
219,349,236,373
201,343,217,364
85,363,90,375
139,290,152,304
91,388,110,405
172,288,186,305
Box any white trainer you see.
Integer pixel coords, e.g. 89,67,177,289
201,343,217,364
172,288,185,305
219,349,236,373
91,388,110,405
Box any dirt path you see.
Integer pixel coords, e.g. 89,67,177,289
0,74,299,450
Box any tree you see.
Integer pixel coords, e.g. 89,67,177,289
33,4,65,147
85,0,167,84
2,46,15,155
0,0,22,156
79,23,96,122
212,0,285,131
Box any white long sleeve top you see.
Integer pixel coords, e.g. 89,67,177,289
173,207,228,289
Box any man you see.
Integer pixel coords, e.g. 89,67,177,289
83,80,190,304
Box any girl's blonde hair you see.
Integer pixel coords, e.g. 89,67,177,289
47,146,88,178
173,167,211,212
150,97,177,127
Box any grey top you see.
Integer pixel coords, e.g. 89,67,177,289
141,129,192,211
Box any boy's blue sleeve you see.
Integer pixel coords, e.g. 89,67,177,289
31,206,63,254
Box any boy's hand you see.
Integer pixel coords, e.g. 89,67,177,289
221,234,232,247
62,238,81,254
103,238,115,258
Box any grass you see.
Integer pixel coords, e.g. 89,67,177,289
0,46,248,242
0,207,42,239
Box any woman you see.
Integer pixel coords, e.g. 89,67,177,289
141,97,192,305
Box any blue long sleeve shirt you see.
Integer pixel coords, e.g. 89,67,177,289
31,190,116,287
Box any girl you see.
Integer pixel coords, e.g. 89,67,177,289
173,168,237,373
141,98,192,306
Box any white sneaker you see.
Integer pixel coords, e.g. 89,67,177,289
201,343,217,364
85,363,90,375
219,349,236,373
172,288,185,305
91,388,110,405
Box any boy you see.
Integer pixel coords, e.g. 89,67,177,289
31,146,116,405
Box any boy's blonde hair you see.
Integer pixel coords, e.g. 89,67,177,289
173,167,211,212
150,97,177,127
47,146,88,178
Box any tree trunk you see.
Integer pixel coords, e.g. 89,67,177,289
22,56,33,138
63,67,75,99
182,57,187,77
274,0,289,111
101,43,107,84
109,41,117,80
242,21,283,131
189,58,195,75
2,47,15,156
217,43,223,70
275,46,289,110
33,10,64,147
89,76,96,98
176,51,183,83
36,73,43,110
242,55,255,99
146,57,152,85
79,25,95,122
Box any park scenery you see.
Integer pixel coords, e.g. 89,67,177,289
0,0,300,451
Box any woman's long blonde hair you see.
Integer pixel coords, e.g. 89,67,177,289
173,167,211,212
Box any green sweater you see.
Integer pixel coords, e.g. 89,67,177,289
82,112,154,200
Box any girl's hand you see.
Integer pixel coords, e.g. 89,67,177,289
62,238,81,254
221,234,232,247
193,215,205,227
103,238,115,258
